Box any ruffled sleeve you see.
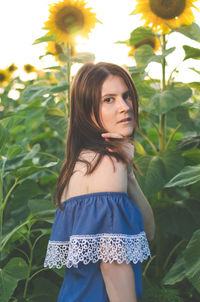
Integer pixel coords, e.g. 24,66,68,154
44,192,151,269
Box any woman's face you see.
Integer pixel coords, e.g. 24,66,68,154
99,75,134,137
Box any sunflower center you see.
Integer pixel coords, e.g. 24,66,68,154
135,37,156,49
8,64,16,72
150,0,186,19
55,43,63,55
0,73,6,82
55,6,84,34
25,65,32,72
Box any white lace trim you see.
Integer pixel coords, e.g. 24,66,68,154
44,231,151,269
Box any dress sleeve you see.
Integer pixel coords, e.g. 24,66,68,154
44,192,151,269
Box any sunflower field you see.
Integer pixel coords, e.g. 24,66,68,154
1,0,200,301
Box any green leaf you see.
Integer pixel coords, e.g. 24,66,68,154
134,140,147,155
28,199,56,217
0,122,9,152
0,258,29,302
4,144,41,172
134,45,155,68
147,86,192,115
127,66,146,76
45,108,68,137
1,221,29,250
182,148,200,165
71,52,95,63
53,267,65,278
1,116,25,131
130,8,138,15
190,67,200,75
185,199,200,227
6,145,22,159
129,26,156,45
163,254,186,285
135,150,184,196
134,45,175,68
151,47,176,63
32,34,55,45
183,45,200,60
159,149,184,181
46,108,65,118
44,66,62,71
174,22,200,42
30,277,60,302
188,81,200,92
4,257,29,280
58,53,68,62
184,229,200,292
156,202,198,238
135,155,166,197
165,165,200,188
22,82,69,102
176,135,200,151
0,268,17,302
135,80,156,99
12,162,58,180
142,283,184,302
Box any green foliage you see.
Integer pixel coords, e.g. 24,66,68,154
129,26,156,45
129,20,200,302
165,165,200,188
163,230,200,293
147,86,192,115
0,71,66,301
0,258,29,302
174,22,200,42
184,229,200,292
183,45,200,61
0,17,200,302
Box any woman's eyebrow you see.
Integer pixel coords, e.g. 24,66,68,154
102,90,129,98
102,93,117,98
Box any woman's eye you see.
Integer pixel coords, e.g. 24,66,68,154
104,97,114,103
123,92,130,100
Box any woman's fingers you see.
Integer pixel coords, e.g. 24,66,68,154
101,133,123,139
101,133,134,162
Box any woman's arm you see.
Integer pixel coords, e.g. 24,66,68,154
100,261,137,302
84,153,137,301
127,170,155,242
101,132,155,242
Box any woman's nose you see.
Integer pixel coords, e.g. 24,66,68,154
118,97,130,112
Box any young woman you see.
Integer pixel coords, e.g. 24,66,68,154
44,62,155,302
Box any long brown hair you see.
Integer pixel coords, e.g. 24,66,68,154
54,62,140,209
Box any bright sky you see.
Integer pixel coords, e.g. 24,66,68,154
1,0,200,82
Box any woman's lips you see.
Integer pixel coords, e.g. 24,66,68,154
118,118,132,124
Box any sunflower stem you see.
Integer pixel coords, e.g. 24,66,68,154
66,42,71,117
156,34,167,278
159,34,166,153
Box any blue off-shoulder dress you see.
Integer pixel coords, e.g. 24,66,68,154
44,192,151,301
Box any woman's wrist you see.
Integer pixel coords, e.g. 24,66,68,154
127,165,135,180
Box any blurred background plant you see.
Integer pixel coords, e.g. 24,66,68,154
0,0,200,301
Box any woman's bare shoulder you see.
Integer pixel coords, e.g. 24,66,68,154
78,150,126,174
74,149,98,174
86,152,128,193
79,149,98,162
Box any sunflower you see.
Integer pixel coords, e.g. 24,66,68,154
24,64,36,73
134,0,198,33
44,0,98,45
7,63,17,73
128,36,160,56
46,41,76,62
0,69,10,86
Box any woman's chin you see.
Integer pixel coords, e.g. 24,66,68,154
119,130,133,137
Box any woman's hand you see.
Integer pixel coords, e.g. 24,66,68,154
101,133,134,174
